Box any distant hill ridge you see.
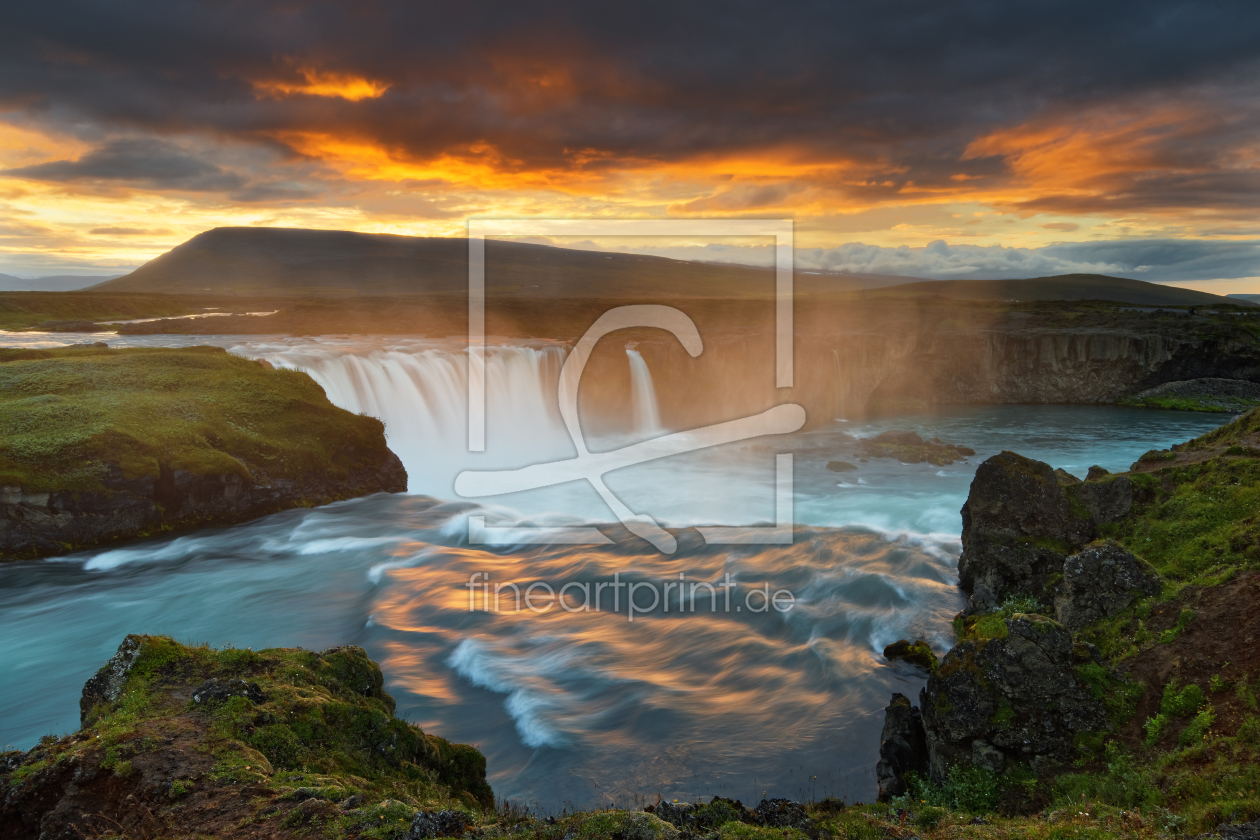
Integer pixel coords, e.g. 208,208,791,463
94,226,891,299
0,274,120,292
858,274,1253,307
93,226,1248,306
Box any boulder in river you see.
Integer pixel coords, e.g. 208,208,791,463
859,430,976,466
883,639,938,672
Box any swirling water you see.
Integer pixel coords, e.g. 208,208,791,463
0,332,1230,808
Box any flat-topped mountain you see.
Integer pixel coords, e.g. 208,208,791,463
90,226,919,298
91,227,1249,307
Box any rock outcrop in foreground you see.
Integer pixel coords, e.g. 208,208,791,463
1,636,491,840
0,345,406,561
957,451,1141,612
921,615,1105,780
878,444,1177,800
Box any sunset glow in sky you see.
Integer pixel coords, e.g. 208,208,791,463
1,1,1258,287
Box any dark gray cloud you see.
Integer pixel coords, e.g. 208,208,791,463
5,138,244,191
0,0,1258,208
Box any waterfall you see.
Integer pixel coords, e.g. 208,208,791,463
236,338,667,498
625,347,662,435
243,340,571,496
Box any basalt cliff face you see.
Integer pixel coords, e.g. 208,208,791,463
575,304,1260,433
0,449,406,562
109,297,1260,430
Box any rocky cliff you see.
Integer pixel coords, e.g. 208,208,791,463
0,345,407,561
1,451,406,561
1,636,490,840
876,409,1260,824
580,301,1260,433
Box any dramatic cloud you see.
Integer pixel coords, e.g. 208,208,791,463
0,0,1257,275
7,139,244,192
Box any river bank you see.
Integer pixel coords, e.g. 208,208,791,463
0,345,406,561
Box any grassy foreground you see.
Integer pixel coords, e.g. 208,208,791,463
6,634,1252,840
2,636,492,839
0,345,390,493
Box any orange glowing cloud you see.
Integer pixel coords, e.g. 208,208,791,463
253,66,391,101
962,104,1235,197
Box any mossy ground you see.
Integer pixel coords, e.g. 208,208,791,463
0,345,391,493
3,635,490,839
1102,412,1260,584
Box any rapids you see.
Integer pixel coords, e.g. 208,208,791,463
0,331,1230,808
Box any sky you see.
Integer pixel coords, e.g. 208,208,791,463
0,0,1258,290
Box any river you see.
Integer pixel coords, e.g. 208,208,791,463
0,332,1229,809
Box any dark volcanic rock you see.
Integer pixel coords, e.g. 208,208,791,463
1,448,406,562
920,615,1106,781
883,639,939,672
875,693,928,801
1071,475,1135,524
957,452,1093,601
826,460,857,472
651,798,753,833
1054,541,1162,631
1,750,25,774
80,634,144,726
408,809,469,839
1053,468,1081,486
752,798,810,829
962,582,999,617
875,430,924,447
192,678,265,706
1212,820,1260,839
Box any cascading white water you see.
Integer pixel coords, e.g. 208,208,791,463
243,340,573,496
238,339,669,499
625,347,662,435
